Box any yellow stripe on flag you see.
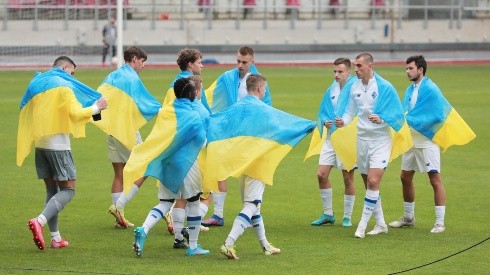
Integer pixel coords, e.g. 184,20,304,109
433,108,476,151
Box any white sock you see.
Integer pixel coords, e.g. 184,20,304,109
142,201,173,235
172,207,186,240
343,194,355,219
225,202,257,247
199,202,209,217
37,214,47,227
320,188,333,215
251,207,269,250
111,192,122,204
115,184,139,209
404,202,415,220
435,206,445,225
373,195,386,227
186,200,201,249
213,192,227,218
359,189,379,227
50,231,62,242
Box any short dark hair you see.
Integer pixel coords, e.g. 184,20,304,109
406,55,427,75
53,56,76,68
124,46,147,63
334,57,351,68
174,77,196,101
246,74,266,92
238,46,254,57
176,48,203,71
355,53,373,64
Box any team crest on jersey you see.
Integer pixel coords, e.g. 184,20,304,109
371,91,377,99
426,163,430,166
331,96,335,100
356,93,361,97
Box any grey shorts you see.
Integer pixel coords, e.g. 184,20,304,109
35,148,76,181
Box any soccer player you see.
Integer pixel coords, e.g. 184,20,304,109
336,53,407,238
201,46,272,228
310,58,357,227
216,74,279,259
101,46,161,229
131,77,210,257
389,55,475,233
20,56,107,250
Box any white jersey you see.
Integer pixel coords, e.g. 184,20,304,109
343,77,391,141
408,82,437,148
237,72,251,101
35,134,71,151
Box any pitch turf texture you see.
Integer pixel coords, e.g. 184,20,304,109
1,64,488,274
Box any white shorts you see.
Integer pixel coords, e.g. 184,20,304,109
158,161,202,200
239,175,265,203
357,137,392,175
401,145,441,173
108,132,142,163
319,139,344,169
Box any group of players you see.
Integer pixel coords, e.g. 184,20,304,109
20,45,474,260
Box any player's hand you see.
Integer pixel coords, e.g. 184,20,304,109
335,117,344,127
97,96,108,110
324,120,333,129
368,114,384,124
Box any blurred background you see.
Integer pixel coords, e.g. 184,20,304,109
1,0,489,66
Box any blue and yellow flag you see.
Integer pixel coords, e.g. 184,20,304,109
402,76,475,151
304,76,357,169
123,99,206,194
373,73,413,161
17,68,101,166
92,64,161,150
204,64,272,113
204,96,315,188
162,71,212,112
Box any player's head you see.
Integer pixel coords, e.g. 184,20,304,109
246,74,267,99
53,56,76,76
177,48,203,75
189,75,203,99
124,46,147,73
405,55,426,83
174,77,196,102
237,46,255,78
406,55,427,76
354,53,374,81
333,57,351,86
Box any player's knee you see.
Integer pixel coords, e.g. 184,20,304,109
187,193,202,202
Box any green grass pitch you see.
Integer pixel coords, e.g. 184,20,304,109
0,64,489,274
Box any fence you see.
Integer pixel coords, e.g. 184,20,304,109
2,0,490,31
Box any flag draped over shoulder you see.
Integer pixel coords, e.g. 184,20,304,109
204,96,315,188
123,99,206,194
304,76,357,170
163,71,212,112
402,76,475,151
204,64,272,113
92,64,161,150
17,68,101,166
373,73,413,161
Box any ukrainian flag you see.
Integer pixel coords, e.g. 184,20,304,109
17,68,101,166
204,96,315,187
92,64,161,150
123,99,206,194
373,73,413,161
162,71,192,106
204,64,272,113
402,76,475,150
304,76,357,170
